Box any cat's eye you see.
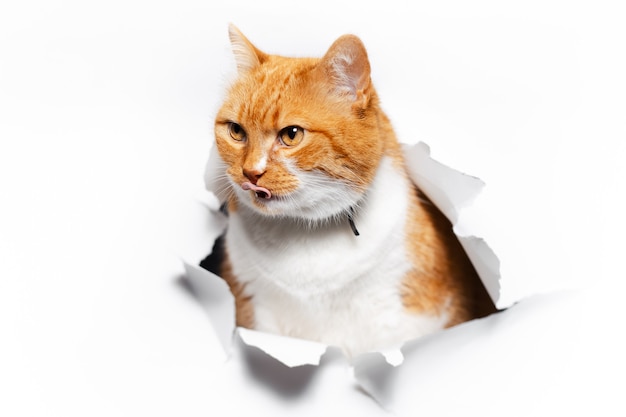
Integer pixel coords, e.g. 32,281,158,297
228,122,246,141
279,126,304,147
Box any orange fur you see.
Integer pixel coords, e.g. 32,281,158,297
219,255,255,328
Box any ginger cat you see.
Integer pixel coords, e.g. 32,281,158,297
203,24,496,356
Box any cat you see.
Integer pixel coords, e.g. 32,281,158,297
202,24,496,357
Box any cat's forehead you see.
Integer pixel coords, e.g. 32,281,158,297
222,56,321,129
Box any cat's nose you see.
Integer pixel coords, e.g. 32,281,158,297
242,168,265,184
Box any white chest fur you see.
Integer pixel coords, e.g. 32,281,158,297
225,156,448,356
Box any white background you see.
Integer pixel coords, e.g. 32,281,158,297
1,1,625,416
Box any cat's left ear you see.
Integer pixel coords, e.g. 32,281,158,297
228,23,268,73
319,34,372,109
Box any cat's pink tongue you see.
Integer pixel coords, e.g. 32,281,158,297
241,182,272,199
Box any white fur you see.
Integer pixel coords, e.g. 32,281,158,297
224,156,449,356
330,51,359,97
252,152,268,173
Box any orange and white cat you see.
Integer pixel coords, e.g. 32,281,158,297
204,24,495,356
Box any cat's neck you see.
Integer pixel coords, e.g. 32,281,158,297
225,154,413,297
231,194,359,235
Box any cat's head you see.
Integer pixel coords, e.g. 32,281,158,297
211,24,385,222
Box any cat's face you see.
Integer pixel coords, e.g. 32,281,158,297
213,26,384,221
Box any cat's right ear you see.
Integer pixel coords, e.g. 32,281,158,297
228,24,267,73
319,34,372,109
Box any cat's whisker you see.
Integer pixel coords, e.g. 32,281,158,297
213,183,235,201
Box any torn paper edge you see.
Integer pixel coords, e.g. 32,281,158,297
181,141,501,368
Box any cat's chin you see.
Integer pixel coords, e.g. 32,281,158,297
236,187,360,223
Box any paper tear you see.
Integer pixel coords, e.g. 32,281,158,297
379,349,404,367
181,141,501,369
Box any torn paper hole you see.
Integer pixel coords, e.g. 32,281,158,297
180,141,502,370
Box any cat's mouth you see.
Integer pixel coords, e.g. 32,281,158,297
241,182,272,200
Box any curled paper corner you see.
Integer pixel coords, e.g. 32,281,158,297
237,327,329,367
403,142,485,225
377,348,405,367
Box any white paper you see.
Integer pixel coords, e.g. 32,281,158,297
4,3,625,416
